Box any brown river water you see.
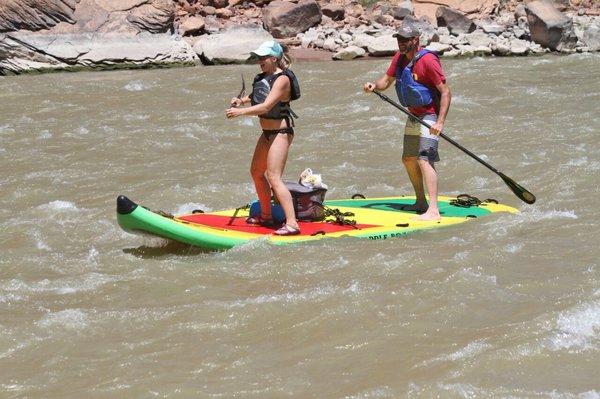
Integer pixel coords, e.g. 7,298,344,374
1,54,599,398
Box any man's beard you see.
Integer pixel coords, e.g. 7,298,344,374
399,41,415,54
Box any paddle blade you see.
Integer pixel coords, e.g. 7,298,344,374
238,73,246,99
499,172,536,204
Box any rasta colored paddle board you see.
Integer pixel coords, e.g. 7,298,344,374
116,194,518,251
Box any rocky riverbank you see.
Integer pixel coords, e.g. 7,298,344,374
0,0,598,74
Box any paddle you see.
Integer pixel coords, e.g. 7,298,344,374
231,73,246,108
373,91,536,204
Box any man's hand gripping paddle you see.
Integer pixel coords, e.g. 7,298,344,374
373,91,536,204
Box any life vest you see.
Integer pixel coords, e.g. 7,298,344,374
251,69,300,124
395,49,439,109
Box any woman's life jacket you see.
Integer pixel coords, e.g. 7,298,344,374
251,69,300,125
395,49,440,109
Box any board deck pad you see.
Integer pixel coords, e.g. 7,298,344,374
177,214,377,235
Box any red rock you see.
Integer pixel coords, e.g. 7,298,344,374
202,6,217,15
289,46,333,60
345,3,364,18
215,8,233,18
344,15,361,27
375,14,395,26
526,0,577,50
126,0,175,33
263,0,322,38
322,3,345,21
179,15,205,35
436,6,476,34
0,0,78,32
212,0,229,9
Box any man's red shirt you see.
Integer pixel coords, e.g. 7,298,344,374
386,49,446,117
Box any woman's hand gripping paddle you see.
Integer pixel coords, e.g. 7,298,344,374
373,91,536,204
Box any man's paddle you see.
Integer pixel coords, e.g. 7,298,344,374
373,91,536,204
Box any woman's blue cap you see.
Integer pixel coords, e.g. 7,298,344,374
250,40,283,58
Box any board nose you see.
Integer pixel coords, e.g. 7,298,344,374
117,195,137,215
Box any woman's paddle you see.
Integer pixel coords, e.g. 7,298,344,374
373,91,536,204
230,74,246,108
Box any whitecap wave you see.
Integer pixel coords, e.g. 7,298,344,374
123,113,150,121
38,200,79,212
2,273,115,295
39,130,52,139
37,309,89,330
35,236,51,251
0,123,15,134
210,284,338,308
505,242,524,253
548,300,600,352
124,80,152,91
349,103,370,113
237,118,255,127
520,207,578,221
417,340,492,368
369,115,400,123
173,202,211,214
451,95,480,106
86,246,99,265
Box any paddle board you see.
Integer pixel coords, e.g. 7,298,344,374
116,194,517,251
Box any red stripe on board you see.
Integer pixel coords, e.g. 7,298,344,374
178,214,377,235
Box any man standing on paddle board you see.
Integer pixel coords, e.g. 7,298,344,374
226,41,302,235
363,23,452,221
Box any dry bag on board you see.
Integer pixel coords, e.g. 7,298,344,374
284,181,327,222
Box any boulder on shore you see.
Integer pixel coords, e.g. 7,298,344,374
581,23,600,51
332,45,365,60
193,25,273,64
525,0,577,51
126,0,175,33
0,0,78,32
321,4,344,21
436,6,476,35
263,0,322,39
0,32,197,75
178,15,205,36
365,34,397,57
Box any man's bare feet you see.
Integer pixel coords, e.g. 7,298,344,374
413,209,441,222
401,203,428,214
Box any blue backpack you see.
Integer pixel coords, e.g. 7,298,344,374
395,49,439,108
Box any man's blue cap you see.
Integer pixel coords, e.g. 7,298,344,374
250,40,283,58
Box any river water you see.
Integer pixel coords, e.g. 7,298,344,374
1,54,599,398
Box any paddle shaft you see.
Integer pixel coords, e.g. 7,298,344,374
373,91,536,204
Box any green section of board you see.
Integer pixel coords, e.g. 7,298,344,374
325,198,493,218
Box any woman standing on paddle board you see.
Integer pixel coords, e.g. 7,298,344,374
226,41,301,236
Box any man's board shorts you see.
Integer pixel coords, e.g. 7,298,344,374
402,114,440,163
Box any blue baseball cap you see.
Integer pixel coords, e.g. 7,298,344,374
250,40,283,58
